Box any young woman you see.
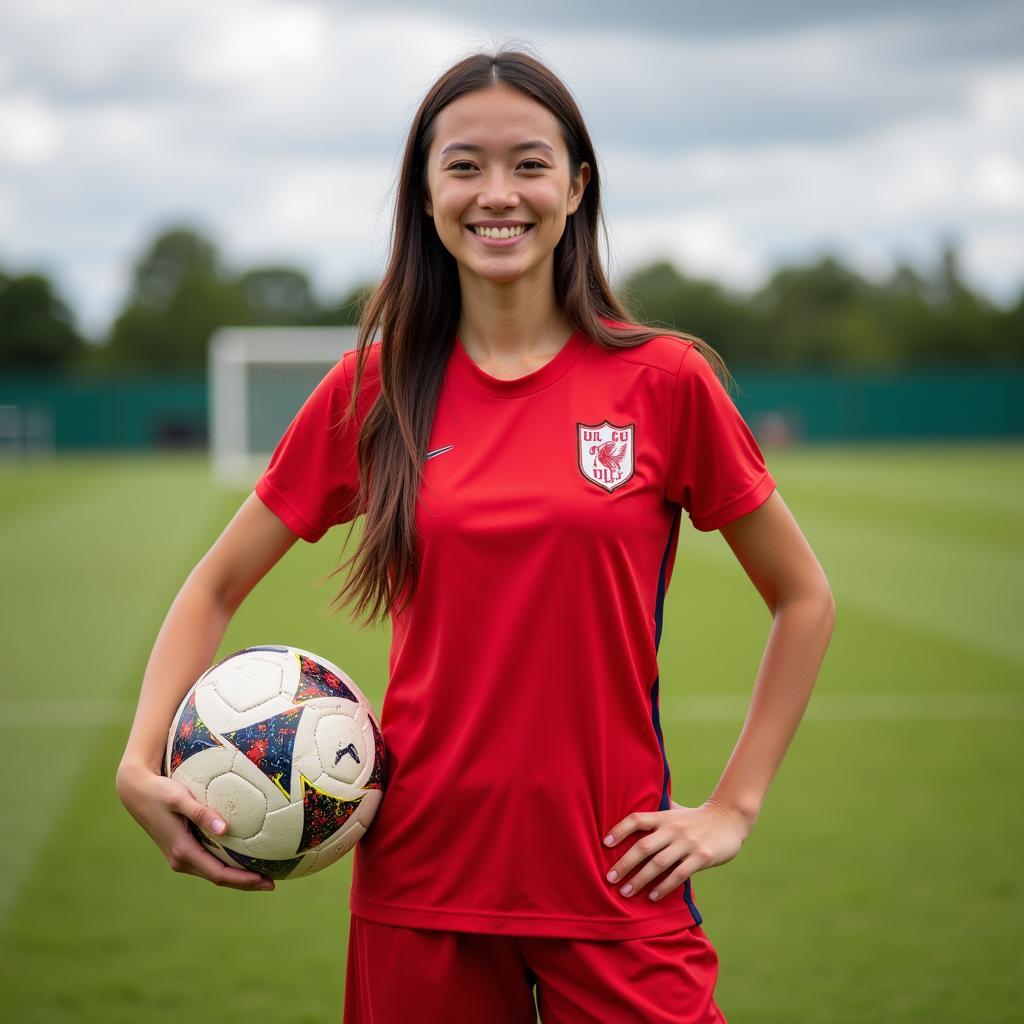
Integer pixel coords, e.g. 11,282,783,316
117,48,835,1024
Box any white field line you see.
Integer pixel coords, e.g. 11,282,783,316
0,698,139,727
764,445,1024,512
0,470,224,935
678,518,1024,667
660,693,1024,722
2,694,1023,730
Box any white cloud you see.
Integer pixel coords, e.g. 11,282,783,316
0,189,14,233
229,156,397,260
609,207,768,294
0,3,1021,338
600,62,1024,302
180,3,330,89
971,153,1024,210
962,227,1024,304
0,91,62,165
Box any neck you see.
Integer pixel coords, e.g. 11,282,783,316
456,263,571,361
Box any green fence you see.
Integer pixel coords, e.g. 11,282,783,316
1,368,1021,452
734,368,1024,442
0,373,208,452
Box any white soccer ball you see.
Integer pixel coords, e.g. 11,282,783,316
162,644,386,880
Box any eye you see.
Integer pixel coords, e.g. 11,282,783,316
445,160,548,172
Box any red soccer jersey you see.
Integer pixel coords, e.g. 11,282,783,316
254,318,776,940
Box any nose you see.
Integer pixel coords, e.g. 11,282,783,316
476,170,520,211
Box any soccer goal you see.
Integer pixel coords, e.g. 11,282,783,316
0,402,55,459
208,326,361,487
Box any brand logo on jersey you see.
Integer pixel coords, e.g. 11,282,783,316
424,444,455,462
577,421,635,492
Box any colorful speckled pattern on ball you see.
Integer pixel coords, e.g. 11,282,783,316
220,845,304,881
222,705,303,800
294,653,360,703
168,690,223,773
298,774,366,851
365,715,387,790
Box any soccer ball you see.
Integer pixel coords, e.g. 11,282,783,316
162,644,386,880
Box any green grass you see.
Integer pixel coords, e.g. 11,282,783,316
0,444,1021,1022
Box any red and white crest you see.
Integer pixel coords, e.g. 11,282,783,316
577,421,635,492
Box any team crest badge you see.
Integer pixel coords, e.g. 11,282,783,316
577,421,635,492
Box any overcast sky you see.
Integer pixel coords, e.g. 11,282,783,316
1,0,1022,340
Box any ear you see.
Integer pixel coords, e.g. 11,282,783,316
423,191,433,218
568,162,591,215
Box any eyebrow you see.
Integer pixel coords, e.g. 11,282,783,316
440,140,555,157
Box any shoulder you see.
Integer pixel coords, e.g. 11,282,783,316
340,339,383,380
336,340,384,402
337,341,384,425
300,341,383,421
592,316,697,379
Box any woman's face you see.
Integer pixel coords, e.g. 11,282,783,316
423,84,590,287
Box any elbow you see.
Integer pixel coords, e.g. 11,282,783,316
772,584,836,631
803,583,837,641
800,562,836,634
186,559,243,618
821,586,837,636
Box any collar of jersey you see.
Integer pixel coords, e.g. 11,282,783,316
449,326,591,398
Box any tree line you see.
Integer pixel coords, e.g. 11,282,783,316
2,225,1021,373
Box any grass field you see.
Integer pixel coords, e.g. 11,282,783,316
0,443,1021,1023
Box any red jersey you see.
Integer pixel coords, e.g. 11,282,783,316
254,319,776,939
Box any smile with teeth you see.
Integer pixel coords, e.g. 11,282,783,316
470,224,533,239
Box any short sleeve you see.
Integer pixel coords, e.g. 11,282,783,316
665,344,776,531
253,351,361,543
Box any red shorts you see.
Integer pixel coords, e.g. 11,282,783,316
343,914,728,1023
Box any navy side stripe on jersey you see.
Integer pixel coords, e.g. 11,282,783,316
650,505,703,926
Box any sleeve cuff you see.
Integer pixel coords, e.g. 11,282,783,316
689,471,777,532
253,477,324,544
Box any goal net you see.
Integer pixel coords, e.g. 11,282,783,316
208,326,361,488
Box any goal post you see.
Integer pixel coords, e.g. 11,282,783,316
208,326,362,488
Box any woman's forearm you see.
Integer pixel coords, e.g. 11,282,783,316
707,590,836,827
117,573,234,778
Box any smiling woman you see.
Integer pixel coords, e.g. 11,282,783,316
116,42,834,1024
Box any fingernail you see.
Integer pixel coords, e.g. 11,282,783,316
621,884,633,896
604,835,614,846
650,891,661,901
607,870,618,882
212,819,226,834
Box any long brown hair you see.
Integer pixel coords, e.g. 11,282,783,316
325,45,735,630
